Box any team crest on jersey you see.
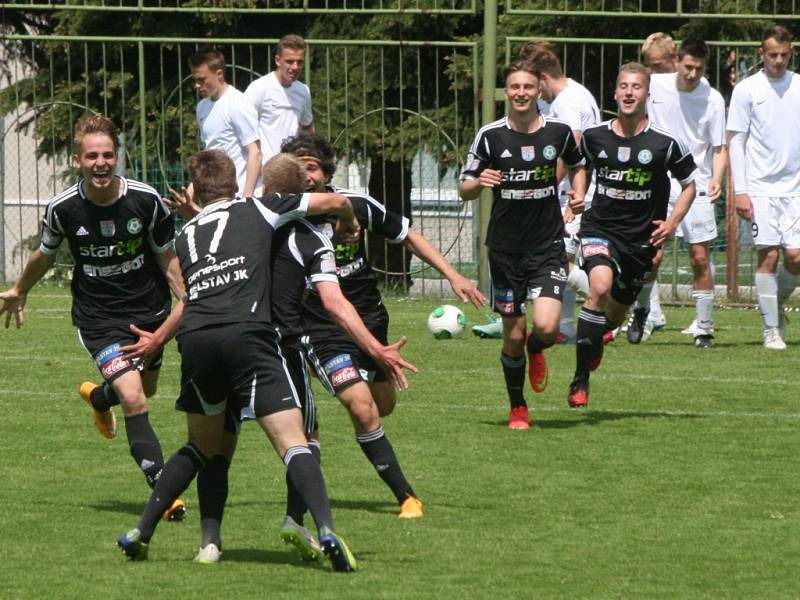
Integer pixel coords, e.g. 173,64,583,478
126,218,143,235
100,220,116,237
617,147,631,162
521,146,535,161
543,145,557,160
637,149,653,164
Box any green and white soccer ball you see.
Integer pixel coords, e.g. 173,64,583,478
427,304,467,339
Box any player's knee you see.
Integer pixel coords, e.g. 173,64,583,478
118,390,148,416
535,321,559,342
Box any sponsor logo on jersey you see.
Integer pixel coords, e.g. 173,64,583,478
75,226,90,237
500,149,512,158
529,286,542,300
493,288,515,314
186,255,246,285
596,183,653,201
338,256,364,278
78,238,143,258
500,186,557,200
598,150,608,158
550,267,568,282
41,229,59,247
501,166,555,183
205,254,216,264
581,237,611,258
331,366,360,387
637,149,653,164
94,342,123,367
617,147,631,162
83,255,147,278
543,145,557,160
597,166,653,187
320,253,337,274
126,218,143,234
100,220,116,237
96,343,132,379
335,242,359,262
323,354,354,374
521,146,535,161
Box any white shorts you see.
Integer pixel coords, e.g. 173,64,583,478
674,201,717,244
751,196,800,249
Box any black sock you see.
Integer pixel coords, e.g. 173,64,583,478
89,382,120,412
525,331,554,354
124,413,164,488
575,308,606,383
357,426,415,503
500,352,527,409
197,454,230,548
285,440,320,525
137,443,206,542
284,445,333,534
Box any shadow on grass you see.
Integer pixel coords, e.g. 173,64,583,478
482,409,706,430
222,547,318,566
330,498,396,515
89,500,143,515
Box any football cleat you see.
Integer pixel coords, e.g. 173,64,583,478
555,333,577,344
694,334,714,349
508,405,530,430
194,543,222,564
398,495,424,519
280,516,322,561
648,312,667,331
589,345,604,372
567,380,589,408
163,498,187,522
641,317,655,342
763,327,786,350
471,316,502,339
526,334,548,393
681,319,698,335
626,307,650,344
117,528,149,561
79,381,117,439
319,530,357,573
602,327,619,345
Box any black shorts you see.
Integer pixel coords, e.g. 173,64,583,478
77,318,167,384
282,341,318,435
175,323,300,421
303,315,388,395
489,243,568,317
577,234,656,306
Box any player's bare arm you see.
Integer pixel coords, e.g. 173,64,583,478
316,280,417,391
0,249,56,329
651,180,696,246
459,168,502,201
242,140,263,198
402,228,486,308
707,145,728,202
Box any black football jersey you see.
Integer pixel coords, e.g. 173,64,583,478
580,120,697,246
175,192,309,335
460,116,584,252
39,178,174,327
271,218,338,344
302,188,408,334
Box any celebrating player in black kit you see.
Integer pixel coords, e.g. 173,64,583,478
281,132,485,519
0,115,187,520
459,60,587,430
568,63,697,408
116,149,361,572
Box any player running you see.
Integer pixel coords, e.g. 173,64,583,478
728,25,800,350
568,62,697,408
0,115,187,521
460,60,587,430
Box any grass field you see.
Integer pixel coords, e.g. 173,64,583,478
1,289,798,599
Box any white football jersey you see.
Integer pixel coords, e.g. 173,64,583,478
727,70,800,196
647,73,726,203
196,85,261,197
244,72,313,163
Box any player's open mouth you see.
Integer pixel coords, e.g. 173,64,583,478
91,171,112,184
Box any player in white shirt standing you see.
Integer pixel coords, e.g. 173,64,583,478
646,37,728,348
189,49,262,198
528,49,600,342
728,25,800,350
245,34,315,164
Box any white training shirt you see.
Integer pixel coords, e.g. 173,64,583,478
196,85,261,197
727,70,800,196
244,72,313,163
647,73,726,203
541,78,601,208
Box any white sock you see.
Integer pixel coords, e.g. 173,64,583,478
755,272,779,329
635,281,653,311
649,281,663,318
567,265,589,295
560,286,576,337
777,266,797,305
692,289,714,335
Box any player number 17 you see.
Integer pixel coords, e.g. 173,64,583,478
183,212,230,263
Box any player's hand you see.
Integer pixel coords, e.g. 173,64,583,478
735,193,753,220
707,180,722,203
566,191,585,216
0,288,27,329
563,204,575,225
477,168,502,189
649,219,675,247
335,216,361,242
375,336,418,391
119,324,163,364
448,273,486,309
164,184,202,220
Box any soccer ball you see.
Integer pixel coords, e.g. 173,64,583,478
427,305,466,339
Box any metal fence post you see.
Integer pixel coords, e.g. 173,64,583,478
479,0,497,294
138,41,148,182
0,130,5,283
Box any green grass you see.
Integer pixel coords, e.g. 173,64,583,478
1,290,798,599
